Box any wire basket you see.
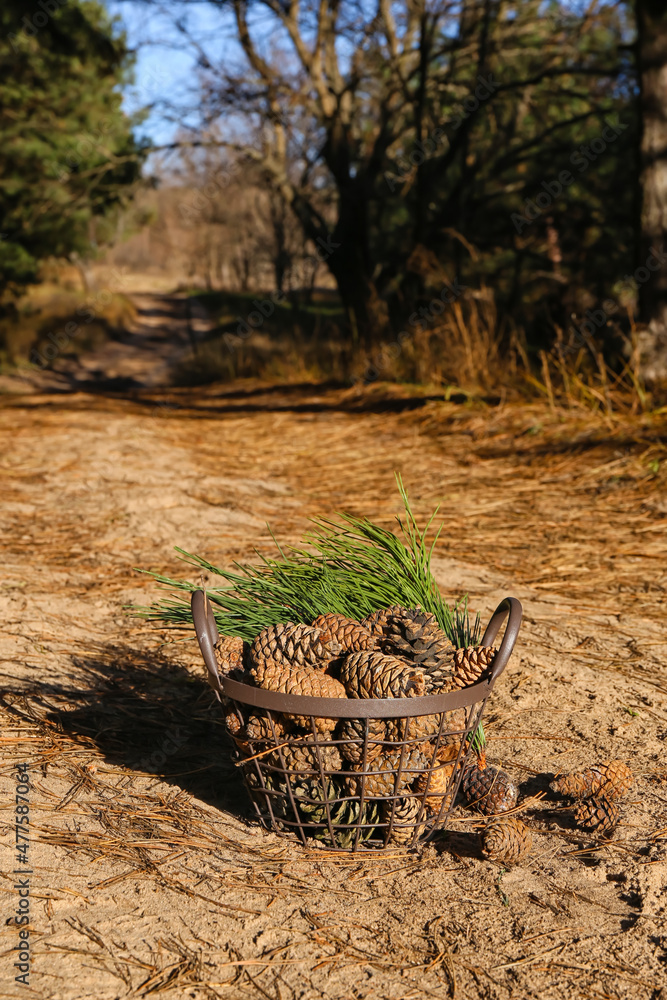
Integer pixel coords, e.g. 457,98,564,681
192,592,522,851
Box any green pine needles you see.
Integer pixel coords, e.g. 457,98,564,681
137,475,481,648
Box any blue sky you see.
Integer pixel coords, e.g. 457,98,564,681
105,1,233,147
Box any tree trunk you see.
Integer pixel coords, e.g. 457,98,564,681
637,0,667,382
325,182,388,348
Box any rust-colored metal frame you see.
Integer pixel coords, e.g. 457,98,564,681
191,590,522,850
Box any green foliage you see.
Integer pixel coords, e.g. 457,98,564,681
0,0,146,298
136,476,481,648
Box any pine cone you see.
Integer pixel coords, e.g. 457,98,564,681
450,646,497,690
347,747,427,798
336,717,387,764
419,710,467,761
427,739,463,765
573,794,620,836
480,816,532,865
383,796,425,845
461,763,519,814
249,623,342,685
214,635,246,676
551,760,633,802
397,705,468,743
423,657,456,694
249,663,346,734
340,650,426,699
273,741,343,774
362,605,416,637
245,713,289,743
414,763,457,816
311,613,376,653
382,611,454,672
224,705,244,736
296,781,380,848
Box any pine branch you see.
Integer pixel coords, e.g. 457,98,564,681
133,479,481,647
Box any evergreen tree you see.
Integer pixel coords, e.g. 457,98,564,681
0,0,146,300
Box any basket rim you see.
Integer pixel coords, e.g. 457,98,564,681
191,591,522,713
220,673,495,715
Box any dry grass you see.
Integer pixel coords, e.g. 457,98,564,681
0,286,137,369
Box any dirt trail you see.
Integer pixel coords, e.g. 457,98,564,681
2,293,214,394
1,297,666,999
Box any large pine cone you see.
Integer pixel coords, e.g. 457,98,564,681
573,794,620,835
450,646,497,689
340,650,426,699
347,747,427,798
297,785,380,848
311,613,376,653
337,717,387,764
461,763,519,814
362,605,415,637
383,796,425,845
272,741,343,774
395,705,467,744
480,816,532,864
414,763,457,816
250,663,346,734
382,611,454,672
551,760,632,802
249,623,342,685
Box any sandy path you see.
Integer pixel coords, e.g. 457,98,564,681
1,311,666,998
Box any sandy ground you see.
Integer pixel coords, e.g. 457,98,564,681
1,296,667,999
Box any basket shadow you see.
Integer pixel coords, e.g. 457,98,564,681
44,641,253,821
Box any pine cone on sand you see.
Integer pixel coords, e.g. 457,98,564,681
573,794,620,836
414,763,457,816
347,747,427,798
481,816,532,865
311,613,376,653
383,796,425,844
340,650,426,699
461,762,519,815
337,717,387,764
214,635,246,676
450,646,497,689
249,623,342,685
382,611,454,671
551,760,633,802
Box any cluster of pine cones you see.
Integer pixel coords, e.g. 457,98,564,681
213,606,499,846
551,759,633,836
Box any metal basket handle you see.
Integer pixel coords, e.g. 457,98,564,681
191,589,223,700
192,589,522,699
480,596,523,683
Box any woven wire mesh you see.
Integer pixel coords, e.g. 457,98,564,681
191,590,522,853
226,698,489,851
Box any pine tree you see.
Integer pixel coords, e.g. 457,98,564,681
0,1,146,302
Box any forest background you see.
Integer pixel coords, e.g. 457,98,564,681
2,0,667,404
